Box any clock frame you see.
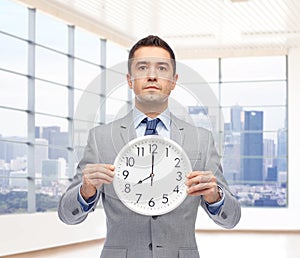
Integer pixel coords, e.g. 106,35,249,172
113,135,192,216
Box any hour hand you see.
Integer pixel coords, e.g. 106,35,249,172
135,175,151,185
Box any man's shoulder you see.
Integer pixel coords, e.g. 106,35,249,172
91,111,133,132
171,113,211,135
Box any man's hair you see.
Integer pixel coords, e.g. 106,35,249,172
128,35,176,75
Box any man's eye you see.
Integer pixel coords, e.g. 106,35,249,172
138,66,147,71
158,66,167,71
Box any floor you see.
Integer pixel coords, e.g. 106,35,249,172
3,231,300,258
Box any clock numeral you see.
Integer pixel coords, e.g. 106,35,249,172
149,144,158,154
162,194,169,204
174,157,181,168
173,185,179,193
148,198,155,207
136,193,142,203
123,170,129,180
124,183,131,193
176,171,183,181
165,147,169,157
136,146,145,156
126,157,135,167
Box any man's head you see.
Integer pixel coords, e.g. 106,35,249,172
128,35,176,75
126,36,178,116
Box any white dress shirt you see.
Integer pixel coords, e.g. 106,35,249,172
133,107,171,138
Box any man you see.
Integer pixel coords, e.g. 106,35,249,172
58,35,241,258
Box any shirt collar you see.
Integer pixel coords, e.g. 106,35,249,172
133,107,170,131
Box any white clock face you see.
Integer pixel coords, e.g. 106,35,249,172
113,135,192,216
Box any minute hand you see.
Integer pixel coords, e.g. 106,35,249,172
150,152,155,186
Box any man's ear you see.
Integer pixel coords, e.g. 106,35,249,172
171,73,178,90
127,73,133,89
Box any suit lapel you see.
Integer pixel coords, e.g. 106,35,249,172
170,113,186,147
111,110,137,153
112,111,186,153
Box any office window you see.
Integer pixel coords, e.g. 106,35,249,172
180,58,219,83
180,56,287,207
73,27,104,149
221,56,286,81
221,56,287,207
0,2,76,214
35,46,68,84
0,33,27,74
0,0,27,38
105,77,131,123
107,40,129,67
36,11,67,52
35,81,68,117
0,70,27,110
74,59,101,92
0,109,28,137
74,28,101,64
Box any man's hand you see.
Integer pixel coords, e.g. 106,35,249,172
80,164,115,201
185,171,221,204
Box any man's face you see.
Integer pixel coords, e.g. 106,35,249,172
127,47,178,108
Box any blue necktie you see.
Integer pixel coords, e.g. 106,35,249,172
143,118,160,135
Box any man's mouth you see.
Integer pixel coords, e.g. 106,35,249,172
144,85,160,90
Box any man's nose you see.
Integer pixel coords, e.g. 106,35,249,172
147,66,157,80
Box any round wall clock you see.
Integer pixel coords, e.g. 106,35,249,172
113,135,192,216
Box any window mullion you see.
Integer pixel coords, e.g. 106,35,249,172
67,25,75,179
27,7,36,213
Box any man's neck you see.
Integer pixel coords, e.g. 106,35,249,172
135,102,168,119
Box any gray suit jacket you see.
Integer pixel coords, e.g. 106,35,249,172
58,111,241,258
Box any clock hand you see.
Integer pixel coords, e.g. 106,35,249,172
135,175,152,185
135,152,156,186
150,152,154,186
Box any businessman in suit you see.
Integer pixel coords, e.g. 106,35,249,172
58,35,241,258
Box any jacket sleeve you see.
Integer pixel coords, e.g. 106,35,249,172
200,130,241,229
58,128,102,225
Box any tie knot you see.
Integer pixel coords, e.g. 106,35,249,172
142,118,160,135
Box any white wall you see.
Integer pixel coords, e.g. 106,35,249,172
0,210,106,256
1,48,300,256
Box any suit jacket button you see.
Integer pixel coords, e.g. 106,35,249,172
72,208,79,215
148,243,152,250
221,211,227,219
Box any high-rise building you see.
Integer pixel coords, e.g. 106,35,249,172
242,111,263,184
263,139,276,179
266,166,278,182
223,122,241,182
41,158,66,187
35,126,68,161
222,105,244,183
188,106,211,130
0,137,27,162
230,105,243,132
277,128,287,172
35,138,48,176
41,126,60,142
49,131,68,161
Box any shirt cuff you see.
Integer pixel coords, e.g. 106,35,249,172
205,185,225,215
77,185,98,212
